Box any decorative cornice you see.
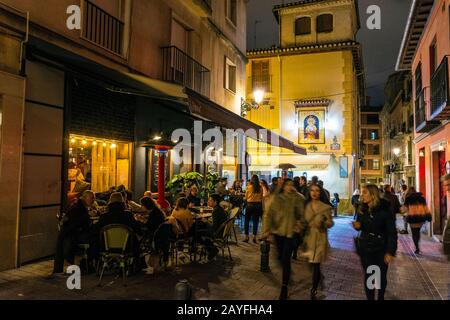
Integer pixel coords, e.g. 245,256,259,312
248,40,358,55
295,98,333,108
275,0,353,12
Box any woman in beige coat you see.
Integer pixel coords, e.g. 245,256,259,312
302,183,334,300
261,179,305,300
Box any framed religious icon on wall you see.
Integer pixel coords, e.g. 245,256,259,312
298,108,326,144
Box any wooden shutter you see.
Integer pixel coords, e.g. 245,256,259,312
295,17,311,35
317,14,333,33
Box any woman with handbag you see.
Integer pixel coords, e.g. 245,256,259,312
404,192,431,254
301,183,334,300
352,184,397,300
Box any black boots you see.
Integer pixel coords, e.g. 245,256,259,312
279,285,288,300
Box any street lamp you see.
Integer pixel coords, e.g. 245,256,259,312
393,148,401,156
241,90,266,117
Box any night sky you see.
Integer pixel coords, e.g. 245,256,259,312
246,0,413,106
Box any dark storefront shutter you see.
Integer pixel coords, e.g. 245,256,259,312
70,79,136,141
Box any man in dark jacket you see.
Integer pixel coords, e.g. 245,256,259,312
298,176,309,198
382,185,401,219
52,190,95,275
209,194,229,236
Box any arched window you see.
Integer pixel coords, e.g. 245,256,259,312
317,14,333,33
295,17,311,35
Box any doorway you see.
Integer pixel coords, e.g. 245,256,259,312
432,150,447,235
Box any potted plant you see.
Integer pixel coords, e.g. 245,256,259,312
165,172,204,200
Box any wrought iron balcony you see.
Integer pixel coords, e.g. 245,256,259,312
415,87,440,133
162,46,210,97
430,56,450,120
82,0,124,55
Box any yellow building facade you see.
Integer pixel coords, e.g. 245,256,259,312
245,0,364,203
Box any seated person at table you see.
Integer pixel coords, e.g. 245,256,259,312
215,178,230,199
140,197,167,239
167,198,194,237
123,190,149,214
193,194,227,261
187,185,201,208
209,194,229,236
92,192,143,271
52,190,96,275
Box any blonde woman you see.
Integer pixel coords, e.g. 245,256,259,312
352,184,397,300
302,183,334,300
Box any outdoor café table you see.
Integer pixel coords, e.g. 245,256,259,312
193,213,213,220
188,208,214,261
191,206,214,214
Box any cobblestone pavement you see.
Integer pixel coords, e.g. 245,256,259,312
0,217,448,300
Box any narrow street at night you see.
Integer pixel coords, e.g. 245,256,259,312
1,0,450,310
0,217,448,300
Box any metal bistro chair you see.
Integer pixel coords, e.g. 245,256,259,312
169,218,198,266
213,218,236,262
97,224,135,286
228,207,240,245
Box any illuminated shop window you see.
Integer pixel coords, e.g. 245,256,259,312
68,134,131,195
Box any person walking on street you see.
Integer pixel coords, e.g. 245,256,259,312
318,180,331,202
404,192,431,254
261,179,305,300
244,175,264,243
301,183,334,300
382,185,401,216
331,193,340,217
352,184,398,300
299,176,309,198
269,177,282,194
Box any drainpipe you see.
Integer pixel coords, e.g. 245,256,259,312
278,54,282,138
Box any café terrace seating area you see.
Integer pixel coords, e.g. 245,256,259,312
61,188,246,285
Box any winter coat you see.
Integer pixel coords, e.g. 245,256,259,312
356,199,398,256
94,202,143,236
301,201,334,263
404,193,431,228
263,191,305,238
62,200,91,237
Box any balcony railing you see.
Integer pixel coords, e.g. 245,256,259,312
430,56,450,120
250,75,272,93
415,87,440,133
82,0,124,55
162,46,210,97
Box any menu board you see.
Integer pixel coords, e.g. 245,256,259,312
148,150,171,193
